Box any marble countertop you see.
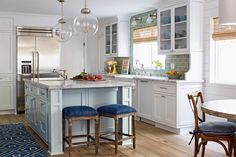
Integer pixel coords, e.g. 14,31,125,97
107,74,204,83
24,79,134,90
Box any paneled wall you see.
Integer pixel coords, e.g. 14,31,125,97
203,0,236,101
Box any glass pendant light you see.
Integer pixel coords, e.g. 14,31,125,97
73,0,99,36
53,0,73,42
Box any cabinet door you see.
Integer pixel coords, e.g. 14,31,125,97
38,99,48,142
0,33,13,73
137,80,153,120
153,93,165,123
0,17,13,31
105,25,111,54
174,5,188,51
164,95,176,127
0,83,14,110
28,97,36,127
159,9,172,52
25,94,30,119
111,24,117,54
153,93,176,127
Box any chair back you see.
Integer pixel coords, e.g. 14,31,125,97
187,92,206,131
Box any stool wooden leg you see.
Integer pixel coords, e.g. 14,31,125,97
132,115,136,149
68,118,72,157
95,118,99,154
87,120,90,147
115,117,119,155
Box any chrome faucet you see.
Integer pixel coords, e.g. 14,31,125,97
52,69,68,80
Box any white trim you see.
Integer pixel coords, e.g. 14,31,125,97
0,11,60,18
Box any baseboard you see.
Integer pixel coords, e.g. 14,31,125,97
137,117,155,126
0,109,16,115
155,122,194,135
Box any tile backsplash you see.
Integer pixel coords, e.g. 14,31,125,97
165,55,189,72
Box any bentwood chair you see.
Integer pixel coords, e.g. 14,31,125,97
187,92,236,157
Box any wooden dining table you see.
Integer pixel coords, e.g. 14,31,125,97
202,99,236,120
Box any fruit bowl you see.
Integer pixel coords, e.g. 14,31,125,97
165,70,182,79
71,72,103,81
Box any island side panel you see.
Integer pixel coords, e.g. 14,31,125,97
117,87,132,145
48,89,63,155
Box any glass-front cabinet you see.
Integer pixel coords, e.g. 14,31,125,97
159,4,188,54
105,25,111,54
105,24,118,55
160,9,172,52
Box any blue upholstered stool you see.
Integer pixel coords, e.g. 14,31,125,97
63,106,99,156
97,104,136,155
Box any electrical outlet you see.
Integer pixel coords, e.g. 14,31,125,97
170,63,175,69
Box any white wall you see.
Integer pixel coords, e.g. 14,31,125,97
203,0,236,101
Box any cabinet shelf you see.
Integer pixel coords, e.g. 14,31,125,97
160,23,171,27
175,20,187,24
175,37,187,40
161,39,171,41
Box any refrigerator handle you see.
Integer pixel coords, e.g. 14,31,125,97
32,51,35,80
36,51,39,80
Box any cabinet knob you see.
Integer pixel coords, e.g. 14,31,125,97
161,95,166,98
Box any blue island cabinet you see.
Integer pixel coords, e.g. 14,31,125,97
25,82,49,144
24,79,133,155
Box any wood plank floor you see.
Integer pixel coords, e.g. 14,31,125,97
0,114,229,157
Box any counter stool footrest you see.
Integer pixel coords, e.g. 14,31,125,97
72,141,96,145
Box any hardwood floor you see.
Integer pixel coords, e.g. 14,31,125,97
0,114,229,157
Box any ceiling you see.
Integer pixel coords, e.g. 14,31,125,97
0,0,159,18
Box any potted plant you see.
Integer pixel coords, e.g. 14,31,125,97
152,60,163,70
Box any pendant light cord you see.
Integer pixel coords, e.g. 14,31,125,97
60,1,64,19
85,0,87,8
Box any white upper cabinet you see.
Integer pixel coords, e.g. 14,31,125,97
159,4,188,55
102,16,130,57
0,32,14,74
0,17,13,32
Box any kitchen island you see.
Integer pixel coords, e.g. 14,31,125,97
24,79,133,155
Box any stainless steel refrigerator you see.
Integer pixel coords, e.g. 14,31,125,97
17,27,61,113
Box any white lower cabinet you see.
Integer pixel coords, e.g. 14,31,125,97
153,92,176,128
0,82,14,111
25,83,49,144
152,81,202,134
137,79,153,120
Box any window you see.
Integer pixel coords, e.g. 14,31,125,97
215,39,236,84
133,26,165,69
212,17,236,84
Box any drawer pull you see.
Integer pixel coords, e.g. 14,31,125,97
161,96,166,98
160,87,167,90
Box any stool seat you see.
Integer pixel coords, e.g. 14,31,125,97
63,106,98,118
97,104,136,115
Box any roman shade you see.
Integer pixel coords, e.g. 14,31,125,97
212,17,236,40
133,26,157,43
